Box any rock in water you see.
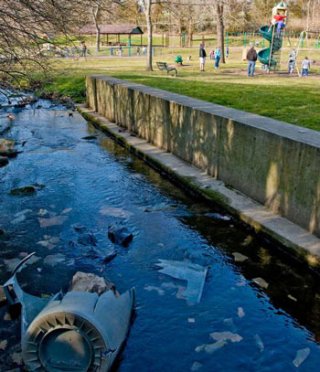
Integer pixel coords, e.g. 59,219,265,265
70,271,116,295
103,250,117,263
10,186,37,196
108,225,133,247
77,233,97,246
0,156,9,167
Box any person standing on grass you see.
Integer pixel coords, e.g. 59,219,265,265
246,43,258,77
301,57,311,76
214,47,221,69
80,41,87,59
199,43,207,72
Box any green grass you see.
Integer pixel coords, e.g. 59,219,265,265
41,46,320,131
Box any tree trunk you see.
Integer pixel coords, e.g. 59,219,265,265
144,0,153,71
92,5,101,52
216,2,225,63
95,25,101,52
188,18,193,47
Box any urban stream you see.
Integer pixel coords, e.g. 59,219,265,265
0,97,320,371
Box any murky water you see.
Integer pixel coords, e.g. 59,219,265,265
0,100,320,371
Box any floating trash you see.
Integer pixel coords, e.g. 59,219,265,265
293,347,310,368
252,277,269,289
155,259,208,304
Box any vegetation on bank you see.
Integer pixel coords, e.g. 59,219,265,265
39,47,320,131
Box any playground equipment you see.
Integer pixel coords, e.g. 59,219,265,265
258,1,288,70
2,253,135,371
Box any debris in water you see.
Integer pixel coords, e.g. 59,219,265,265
38,208,48,216
99,206,132,218
191,361,203,371
196,340,227,354
237,307,245,318
292,347,310,368
204,212,231,222
0,339,8,350
252,277,269,289
43,253,66,267
232,252,248,263
241,235,253,246
38,215,68,228
288,294,298,302
254,334,264,352
155,259,208,304
61,207,72,214
11,352,22,365
210,331,243,343
144,285,165,296
188,318,196,323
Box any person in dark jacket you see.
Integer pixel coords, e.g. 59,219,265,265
246,44,258,76
199,44,207,72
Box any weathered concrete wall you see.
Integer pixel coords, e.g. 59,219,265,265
86,76,320,237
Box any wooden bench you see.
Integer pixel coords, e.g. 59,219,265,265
156,62,177,76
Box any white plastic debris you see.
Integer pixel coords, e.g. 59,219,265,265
252,277,269,289
155,259,208,304
254,334,264,352
210,331,243,343
237,307,245,318
293,348,310,368
232,252,248,263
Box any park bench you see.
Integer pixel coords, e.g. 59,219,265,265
156,62,177,76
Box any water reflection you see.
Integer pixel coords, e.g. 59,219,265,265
0,102,319,370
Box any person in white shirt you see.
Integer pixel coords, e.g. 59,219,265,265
301,57,311,76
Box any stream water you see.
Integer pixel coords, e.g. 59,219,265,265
0,99,320,371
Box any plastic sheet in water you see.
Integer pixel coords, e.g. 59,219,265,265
155,259,208,304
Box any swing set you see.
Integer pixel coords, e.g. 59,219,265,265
287,30,320,77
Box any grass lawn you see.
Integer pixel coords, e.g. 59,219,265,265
42,45,320,131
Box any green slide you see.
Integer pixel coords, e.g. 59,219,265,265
258,25,283,67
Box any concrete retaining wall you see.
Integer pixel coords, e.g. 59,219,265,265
86,75,320,237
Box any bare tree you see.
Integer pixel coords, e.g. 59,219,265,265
0,0,80,85
140,0,153,71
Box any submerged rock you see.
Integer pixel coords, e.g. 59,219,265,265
82,135,97,140
108,225,133,247
103,250,117,264
0,156,9,167
77,233,97,246
10,186,36,196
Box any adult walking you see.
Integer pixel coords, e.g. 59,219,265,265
199,43,207,72
246,43,257,77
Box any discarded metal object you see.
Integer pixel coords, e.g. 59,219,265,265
155,259,208,304
2,252,135,371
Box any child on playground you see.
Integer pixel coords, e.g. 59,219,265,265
301,57,311,76
288,49,296,74
214,47,221,69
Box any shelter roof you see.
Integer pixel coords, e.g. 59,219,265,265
79,24,143,35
